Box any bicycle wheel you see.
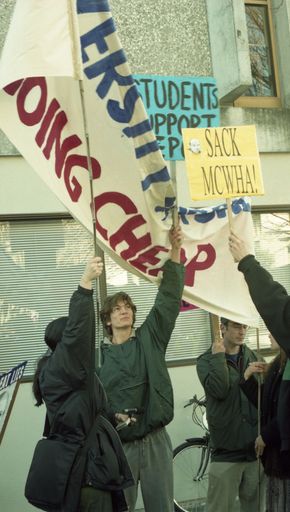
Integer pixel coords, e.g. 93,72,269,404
173,438,210,512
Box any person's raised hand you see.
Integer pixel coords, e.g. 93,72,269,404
228,230,252,263
212,335,225,354
169,223,183,263
80,256,103,289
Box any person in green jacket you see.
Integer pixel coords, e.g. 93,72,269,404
98,225,184,512
196,317,263,512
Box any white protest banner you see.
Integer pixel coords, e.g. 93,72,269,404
0,0,259,326
0,361,27,443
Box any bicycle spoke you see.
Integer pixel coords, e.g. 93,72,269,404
173,441,209,512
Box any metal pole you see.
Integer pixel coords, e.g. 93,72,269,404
226,198,233,231
78,80,107,367
66,0,107,367
256,327,262,512
169,160,179,226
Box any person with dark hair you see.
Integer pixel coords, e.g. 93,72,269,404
98,225,184,512
33,317,68,407
196,316,263,512
100,293,137,337
229,230,290,511
240,334,290,511
32,257,134,512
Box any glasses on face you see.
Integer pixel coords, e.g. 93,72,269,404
111,303,132,314
228,322,248,331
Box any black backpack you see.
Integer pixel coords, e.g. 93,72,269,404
25,414,98,511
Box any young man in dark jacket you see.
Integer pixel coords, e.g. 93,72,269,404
197,317,262,512
32,257,134,512
98,225,184,512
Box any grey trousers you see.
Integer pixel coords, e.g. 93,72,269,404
122,427,174,512
207,460,265,512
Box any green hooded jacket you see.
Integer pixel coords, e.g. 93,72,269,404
197,344,259,462
98,259,185,442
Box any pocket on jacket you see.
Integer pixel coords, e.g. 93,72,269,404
87,432,124,490
147,386,173,428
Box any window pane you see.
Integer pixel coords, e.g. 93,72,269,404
244,4,276,97
0,219,94,378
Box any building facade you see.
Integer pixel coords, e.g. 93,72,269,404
0,1,290,510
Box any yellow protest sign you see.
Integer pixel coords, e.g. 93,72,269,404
182,125,264,200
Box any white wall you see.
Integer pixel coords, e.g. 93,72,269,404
1,152,290,218
0,366,205,512
0,383,46,512
0,156,65,215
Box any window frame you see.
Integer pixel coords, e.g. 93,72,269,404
234,0,281,108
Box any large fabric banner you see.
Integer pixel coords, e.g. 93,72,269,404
0,0,259,325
